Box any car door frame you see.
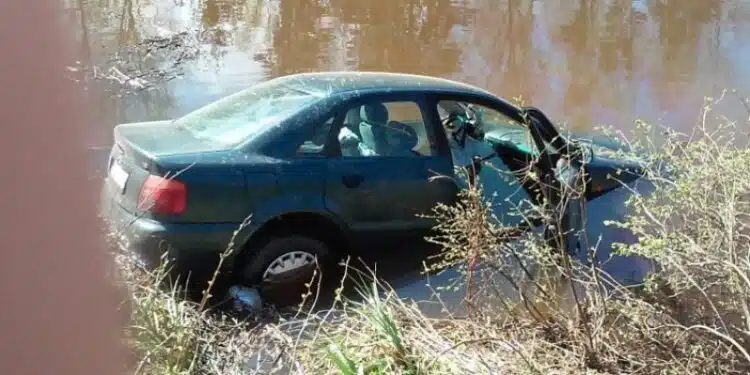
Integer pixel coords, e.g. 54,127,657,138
422,92,552,159
321,91,459,250
422,91,557,228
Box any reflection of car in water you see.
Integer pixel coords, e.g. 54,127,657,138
99,71,647,303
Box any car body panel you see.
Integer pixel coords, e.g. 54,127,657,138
250,158,332,227
276,71,501,99
324,156,456,249
100,175,239,279
160,162,248,223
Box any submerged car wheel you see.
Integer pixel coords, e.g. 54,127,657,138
241,235,330,306
262,251,317,281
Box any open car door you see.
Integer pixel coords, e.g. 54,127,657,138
438,99,594,257
437,100,547,229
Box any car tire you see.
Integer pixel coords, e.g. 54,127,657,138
240,235,331,305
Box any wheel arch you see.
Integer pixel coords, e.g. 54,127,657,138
231,211,350,276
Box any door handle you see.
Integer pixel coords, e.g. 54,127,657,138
341,174,364,188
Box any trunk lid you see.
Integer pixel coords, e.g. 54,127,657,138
105,120,229,214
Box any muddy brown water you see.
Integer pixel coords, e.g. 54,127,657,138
69,0,750,313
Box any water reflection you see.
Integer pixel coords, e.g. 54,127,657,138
72,0,750,306
67,0,750,136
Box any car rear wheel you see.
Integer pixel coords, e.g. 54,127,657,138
240,235,330,306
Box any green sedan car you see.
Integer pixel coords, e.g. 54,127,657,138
100,71,643,300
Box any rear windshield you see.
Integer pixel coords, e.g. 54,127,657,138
174,80,324,147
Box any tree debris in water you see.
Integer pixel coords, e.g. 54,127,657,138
69,27,227,97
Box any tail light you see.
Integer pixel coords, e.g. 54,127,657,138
138,175,187,214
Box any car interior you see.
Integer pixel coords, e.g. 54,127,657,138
297,99,547,205
336,103,424,157
437,100,546,205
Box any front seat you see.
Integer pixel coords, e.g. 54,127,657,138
383,121,419,156
344,107,362,138
339,106,363,157
358,103,390,156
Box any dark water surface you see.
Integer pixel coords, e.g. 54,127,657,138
69,0,750,311
67,0,750,141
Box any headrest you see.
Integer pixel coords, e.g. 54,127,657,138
345,107,361,125
360,103,389,125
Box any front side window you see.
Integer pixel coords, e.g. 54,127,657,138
439,101,537,153
437,100,539,165
174,80,324,147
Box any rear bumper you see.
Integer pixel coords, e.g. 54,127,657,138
99,182,243,283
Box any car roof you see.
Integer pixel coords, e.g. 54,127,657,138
274,71,496,98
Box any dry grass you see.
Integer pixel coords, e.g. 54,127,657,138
118,92,750,374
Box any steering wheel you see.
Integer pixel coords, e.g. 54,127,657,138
441,112,461,130
443,109,483,147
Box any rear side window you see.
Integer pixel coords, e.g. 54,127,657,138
296,117,336,157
